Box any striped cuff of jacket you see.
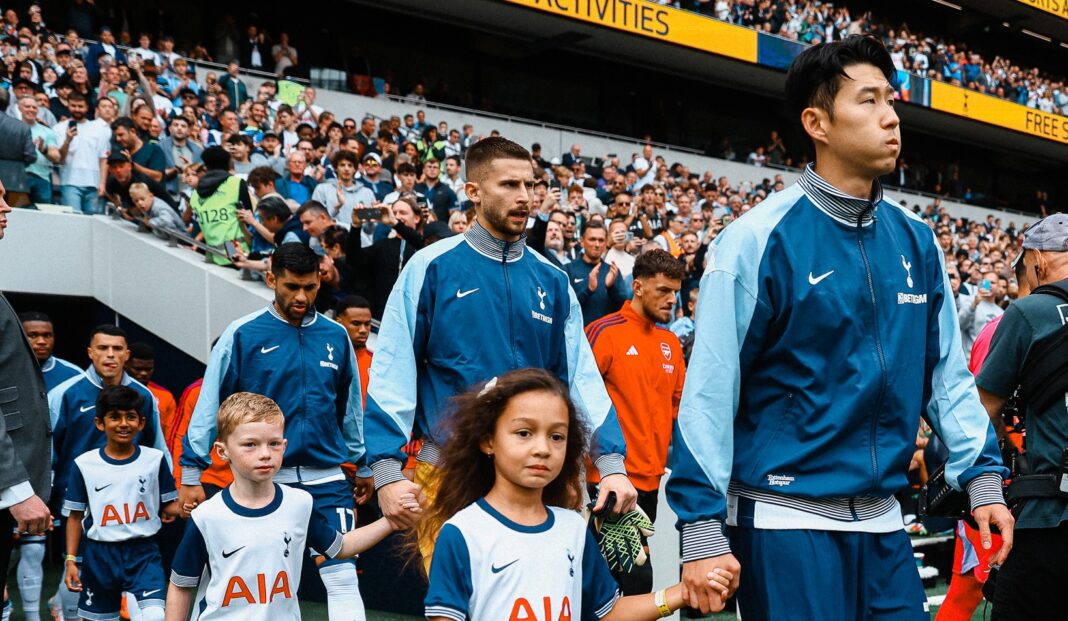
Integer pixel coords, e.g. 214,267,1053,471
594,453,627,478
425,606,466,621
681,519,731,562
371,459,406,490
180,467,204,486
170,571,200,588
967,472,1006,511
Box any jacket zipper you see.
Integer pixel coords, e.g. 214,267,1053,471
856,204,886,491
298,326,307,462
502,243,518,368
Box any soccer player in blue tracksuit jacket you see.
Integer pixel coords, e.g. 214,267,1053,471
666,37,1014,619
178,242,368,621
365,137,635,531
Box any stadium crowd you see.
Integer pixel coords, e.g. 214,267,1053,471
683,0,1068,115
0,4,1056,621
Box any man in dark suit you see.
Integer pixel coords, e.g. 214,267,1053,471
239,24,272,73
0,178,53,594
0,88,38,207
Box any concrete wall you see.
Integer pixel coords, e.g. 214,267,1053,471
316,90,1036,228
0,210,271,363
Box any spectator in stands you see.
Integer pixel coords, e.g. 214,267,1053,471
272,32,298,77
104,151,175,212
605,219,636,281
357,152,393,200
188,146,251,264
122,181,185,238
281,149,317,204
335,295,374,406
18,310,82,392
565,220,629,325
111,116,166,183
344,197,423,318
382,162,423,205
746,145,768,167
225,133,256,178
958,269,1004,352
20,96,60,205
217,60,247,112
159,116,203,198
0,88,36,207
442,155,465,200
297,200,336,248
414,157,458,221
312,150,376,224
55,93,108,214
125,342,178,446
239,24,271,73
585,248,686,595
654,213,685,257
255,195,308,247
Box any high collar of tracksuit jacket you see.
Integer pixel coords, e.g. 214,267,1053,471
796,163,884,227
463,219,525,263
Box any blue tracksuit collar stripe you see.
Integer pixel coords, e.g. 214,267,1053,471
463,220,525,263
797,164,882,227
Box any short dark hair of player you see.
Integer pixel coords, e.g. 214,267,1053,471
581,220,607,238
334,295,371,317
18,310,52,325
271,242,319,277
89,324,127,343
331,149,357,169
633,248,686,281
128,341,155,361
463,136,530,183
785,34,895,123
296,200,329,219
411,368,588,557
95,384,145,419
256,196,291,222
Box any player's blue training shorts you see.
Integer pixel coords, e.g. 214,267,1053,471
285,478,356,569
729,500,928,621
78,537,165,620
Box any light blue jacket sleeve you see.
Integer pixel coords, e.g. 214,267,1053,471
922,240,1007,508
179,324,239,485
560,281,627,476
365,247,435,488
666,225,770,561
337,332,370,475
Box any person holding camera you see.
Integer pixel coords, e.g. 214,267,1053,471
959,268,1004,352
976,214,1068,619
344,196,424,319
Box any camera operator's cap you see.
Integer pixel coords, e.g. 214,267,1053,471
1022,213,1068,252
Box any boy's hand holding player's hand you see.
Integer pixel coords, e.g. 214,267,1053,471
65,561,82,592
161,501,182,523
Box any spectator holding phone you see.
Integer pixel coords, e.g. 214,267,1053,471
958,268,1003,352
344,197,424,318
312,150,376,225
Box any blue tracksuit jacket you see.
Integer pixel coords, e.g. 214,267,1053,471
364,221,627,485
179,305,364,484
49,368,169,504
666,181,1007,559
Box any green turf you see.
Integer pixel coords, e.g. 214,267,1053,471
4,562,991,620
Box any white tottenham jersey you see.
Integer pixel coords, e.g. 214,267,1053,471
170,484,342,620
63,446,177,542
425,499,620,620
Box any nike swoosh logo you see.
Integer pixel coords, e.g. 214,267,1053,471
80,405,95,412
491,559,519,573
573,278,584,284
221,546,245,558
456,288,479,298
94,484,111,491
141,590,160,598
260,345,280,354
808,270,834,285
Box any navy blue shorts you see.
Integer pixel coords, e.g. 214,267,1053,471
286,478,355,569
78,537,165,620
730,525,929,621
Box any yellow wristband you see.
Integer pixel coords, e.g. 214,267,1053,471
654,588,671,618
64,554,77,563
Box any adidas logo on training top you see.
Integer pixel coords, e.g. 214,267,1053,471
626,346,639,356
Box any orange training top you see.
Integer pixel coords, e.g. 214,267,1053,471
585,302,685,492
171,379,233,489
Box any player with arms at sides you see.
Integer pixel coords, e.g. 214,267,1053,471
166,393,419,621
423,369,731,621
63,385,181,621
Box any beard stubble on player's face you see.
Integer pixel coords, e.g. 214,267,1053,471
473,160,533,240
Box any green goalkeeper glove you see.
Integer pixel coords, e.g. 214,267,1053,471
592,505,655,573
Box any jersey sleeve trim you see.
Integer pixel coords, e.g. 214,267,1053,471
424,606,466,621
169,571,200,588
